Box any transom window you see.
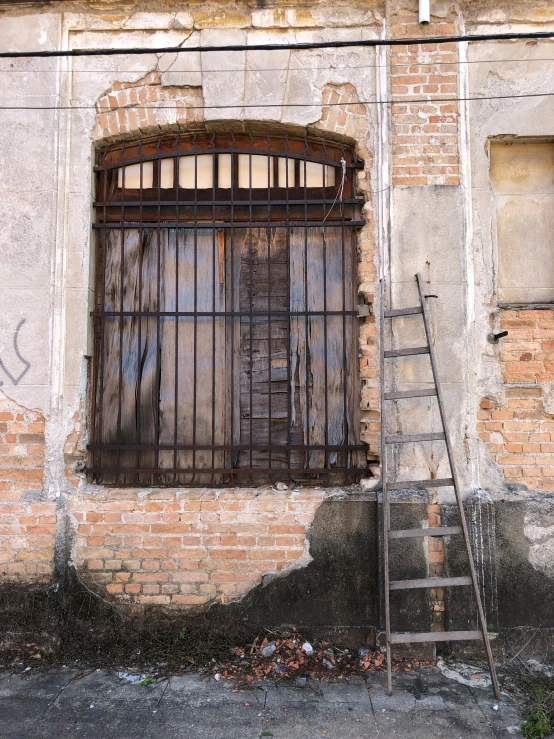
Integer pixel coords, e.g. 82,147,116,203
89,132,367,486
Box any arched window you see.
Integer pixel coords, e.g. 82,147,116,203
89,131,367,485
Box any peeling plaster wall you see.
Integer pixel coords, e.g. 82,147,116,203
0,0,554,636
0,2,382,616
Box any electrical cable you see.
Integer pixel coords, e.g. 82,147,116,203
3,56,554,73
1,29,554,58
1,89,554,111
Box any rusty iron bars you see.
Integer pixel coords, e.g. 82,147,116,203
88,131,368,486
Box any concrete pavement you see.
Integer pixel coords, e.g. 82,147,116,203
0,666,524,738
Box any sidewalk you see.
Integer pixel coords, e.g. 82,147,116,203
0,666,523,738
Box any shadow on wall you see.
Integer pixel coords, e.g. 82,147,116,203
219,497,429,645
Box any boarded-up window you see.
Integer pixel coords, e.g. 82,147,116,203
491,141,554,303
90,133,367,486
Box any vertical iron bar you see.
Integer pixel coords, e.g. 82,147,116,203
303,143,309,471
192,141,198,484
248,147,254,484
137,137,144,485
211,138,217,486
173,135,180,486
230,142,237,480
379,276,392,696
322,220,329,473
340,224,347,471
267,140,272,476
340,145,348,472
117,144,126,486
155,138,162,486
285,136,292,483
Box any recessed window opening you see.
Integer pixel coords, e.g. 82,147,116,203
90,131,367,486
491,140,554,305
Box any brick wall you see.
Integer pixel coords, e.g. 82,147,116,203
70,489,324,606
479,309,554,492
315,83,379,462
389,3,460,185
0,399,55,581
94,72,204,142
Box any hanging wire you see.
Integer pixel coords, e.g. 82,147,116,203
322,157,346,223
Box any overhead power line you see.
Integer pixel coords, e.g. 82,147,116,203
1,90,553,111
2,56,554,73
1,30,554,59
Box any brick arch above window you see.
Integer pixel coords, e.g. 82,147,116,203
93,74,368,146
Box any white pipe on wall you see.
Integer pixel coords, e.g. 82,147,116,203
419,0,430,24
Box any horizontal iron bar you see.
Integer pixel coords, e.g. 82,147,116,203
94,151,361,171
384,347,429,358
384,388,437,400
385,432,445,444
86,467,367,475
389,576,472,591
94,198,364,208
91,310,358,318
384,307,423,318
93,220,365,229
389,526,463,539
390,631,482,644
387,477,454,490
88,443,367,452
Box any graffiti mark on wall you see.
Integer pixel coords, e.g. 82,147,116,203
0,319,31,386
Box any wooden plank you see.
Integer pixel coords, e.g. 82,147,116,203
387,477,453,490
390,631,482,644
389,576,472,590
99,228,124,482
384,306,423,318
385,432,445,444
237,228,290,475
288,226,356,476
218,229,225,285
323,227,347,470
384,388,437,400
384,347,429,358
389,526,463,539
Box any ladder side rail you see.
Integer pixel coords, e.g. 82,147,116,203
379,277,393,697
415,273,501,700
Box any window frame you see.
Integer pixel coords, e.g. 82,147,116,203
89,131,367,486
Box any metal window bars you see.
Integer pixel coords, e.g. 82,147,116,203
88,131,368,486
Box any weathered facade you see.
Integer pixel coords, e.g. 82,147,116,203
1,0,553,645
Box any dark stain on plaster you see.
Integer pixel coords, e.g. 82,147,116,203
219,497,429,644
444,497,554,632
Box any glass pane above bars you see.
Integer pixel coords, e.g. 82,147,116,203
114,155,337,191
117,161,154,189
299,162,336,188
179,154,213,189
238,154,275,189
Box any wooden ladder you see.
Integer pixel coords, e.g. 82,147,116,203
379,272,500,700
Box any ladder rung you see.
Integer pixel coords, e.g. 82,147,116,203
384,388,437,400
384,347,429,358
385,432,445,444
384,307,423,318
387,477,454,491
389,526,463,539
390,630,482,644
389,576,472,591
